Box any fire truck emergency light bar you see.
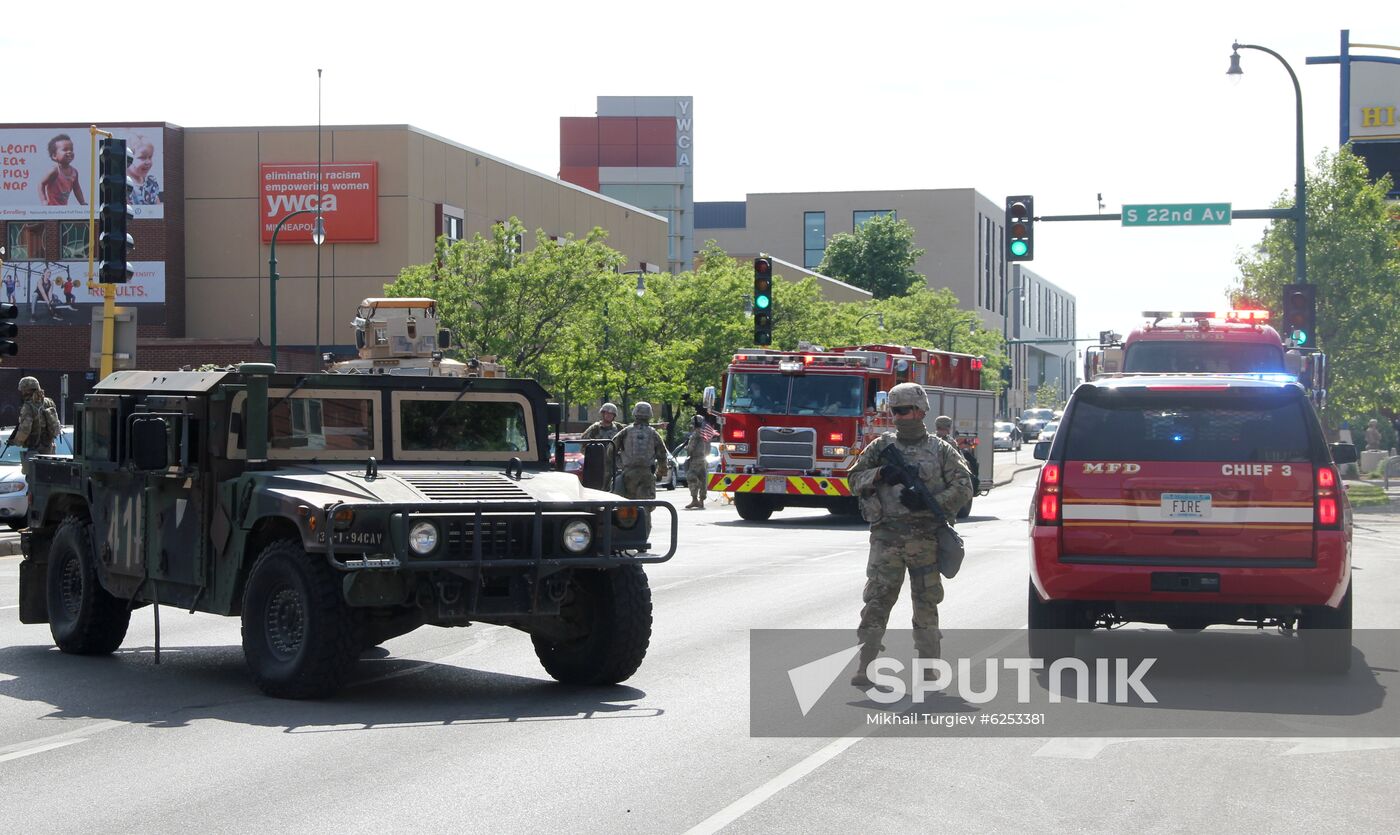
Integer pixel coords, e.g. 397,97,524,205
1142,309,1270,322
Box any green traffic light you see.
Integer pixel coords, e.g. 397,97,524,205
1009,240,1029,257
1292,329,1308,345
755,295,771,309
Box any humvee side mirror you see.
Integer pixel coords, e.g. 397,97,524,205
1330,442,1358,466
438,329,452,350
581,442,609,491
546,402,563,427
1033,441,1051,461
132,417,170,470
874,391,889,413
702,386,716,410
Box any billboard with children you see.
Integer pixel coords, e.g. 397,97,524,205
0,127,165,220
0,260,166,325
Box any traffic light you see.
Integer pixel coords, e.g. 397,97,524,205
1005,195,1034,261
753,256,773,345
1280,283,1316,346
0,302,17,358
98,137,134,284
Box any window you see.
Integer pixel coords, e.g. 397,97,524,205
59,222,89,260
443,215,463,242
853,210,894,229
270,395,374,452
1064,392,1311,463
6,222,45,261
84,407,117,463
392,391,536,461
803,211,825,268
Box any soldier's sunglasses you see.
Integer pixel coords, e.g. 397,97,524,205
891,406,916,415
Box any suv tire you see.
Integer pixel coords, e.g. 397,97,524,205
734,494,773,522
533,566,653,685
47,515,131,655
242,539,361,699
1027,580,1078,662
1300,575,1353,675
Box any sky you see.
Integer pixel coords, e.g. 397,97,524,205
3,0,1390,353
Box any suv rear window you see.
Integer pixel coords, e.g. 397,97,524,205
1062,390,1313,462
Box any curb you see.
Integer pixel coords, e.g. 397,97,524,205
0,538,22,557
994,462,1042,489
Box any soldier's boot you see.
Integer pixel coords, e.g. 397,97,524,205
850,643,883,688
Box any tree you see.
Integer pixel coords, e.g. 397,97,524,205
1234,147,1400,425
817,213,926,299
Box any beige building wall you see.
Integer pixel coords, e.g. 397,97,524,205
185,125,667,348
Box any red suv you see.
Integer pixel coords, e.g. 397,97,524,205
1028,375,1357,672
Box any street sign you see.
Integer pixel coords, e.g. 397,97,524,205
1122,203,1232,227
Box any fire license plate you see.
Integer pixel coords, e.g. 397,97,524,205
764,477,789,494
1162,493,1211,519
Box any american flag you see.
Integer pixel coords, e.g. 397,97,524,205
701,423,719,442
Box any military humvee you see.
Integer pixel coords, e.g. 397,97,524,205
18,363,676,699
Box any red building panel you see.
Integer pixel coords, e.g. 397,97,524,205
636,144,676,167
598,144,638,167
598,117,637,145
637,117,675,145
558,166,600,191
560,117,599,147
560,144,599,166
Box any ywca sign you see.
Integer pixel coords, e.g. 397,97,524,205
260,162,378,244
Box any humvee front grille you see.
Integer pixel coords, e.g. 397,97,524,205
401,473,533,502
444,518,527,559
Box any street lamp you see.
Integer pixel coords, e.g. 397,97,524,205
1001,278,1027,417
855,311,885,331
945,316,976,351
268,209,325,366
1228,41,1307,285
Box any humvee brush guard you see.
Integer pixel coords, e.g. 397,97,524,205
19,363,676,698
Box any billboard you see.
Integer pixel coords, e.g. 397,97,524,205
0,260,166,325
0,126,165,219
1349,60,1400,142
259,162,378,244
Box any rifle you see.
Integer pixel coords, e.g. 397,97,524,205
878,442,966,579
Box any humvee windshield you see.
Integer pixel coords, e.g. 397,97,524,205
269,395,375,451
399,400,529,453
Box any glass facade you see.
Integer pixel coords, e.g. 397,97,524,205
803,211,825,268
853,209,894,229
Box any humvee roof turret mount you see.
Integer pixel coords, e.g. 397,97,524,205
18,363,675,698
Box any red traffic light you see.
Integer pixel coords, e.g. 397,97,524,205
754,256,771,275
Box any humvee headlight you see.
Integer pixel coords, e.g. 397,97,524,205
562,520,592,553
614,506,640,529
409,522,439,555
333,508,356,531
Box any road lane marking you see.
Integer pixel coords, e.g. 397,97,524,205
654,549,864,593
0,719,130,764
0,739,86,764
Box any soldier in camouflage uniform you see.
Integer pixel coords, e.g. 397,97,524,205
683,415,710,509
12,376,60,476
581,403,622,441
613,401,668,500
848,383,973,687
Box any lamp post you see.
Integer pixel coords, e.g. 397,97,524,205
268,209,325,366
945,316,976,351
1228,41,1307,285
1001,277,1027,417
854,311,885,331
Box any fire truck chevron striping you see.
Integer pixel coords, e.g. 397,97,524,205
709,343,995,521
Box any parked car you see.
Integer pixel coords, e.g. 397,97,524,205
674,440,721,482
560,434,677,490
1037,419,1060,445
993,420,1023,451
0,426,75,531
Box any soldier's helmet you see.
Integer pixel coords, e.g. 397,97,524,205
600,402,619,418
633,401,653,419
887,383,928,412
934,415,953,432
692,414,704,428
18,376,40,394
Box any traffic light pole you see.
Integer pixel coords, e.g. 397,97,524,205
90,126,118,379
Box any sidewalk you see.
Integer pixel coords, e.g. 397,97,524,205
1346,478,1400,514
992,450,1042,488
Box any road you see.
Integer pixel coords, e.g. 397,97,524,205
1,449,1397,833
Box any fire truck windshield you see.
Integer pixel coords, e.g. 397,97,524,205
724,373,864,417
1122,341,1285,374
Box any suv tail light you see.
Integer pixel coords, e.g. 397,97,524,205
1034,463,1061,526
1315,465,1341,528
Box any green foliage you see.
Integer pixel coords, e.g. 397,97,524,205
1031,383,1063,410
1233,147,1400,425
818,214,927,299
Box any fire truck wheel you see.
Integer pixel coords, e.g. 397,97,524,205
1299,575,1352,675
734,494,774,522
533,566,653,685
47,514,131,655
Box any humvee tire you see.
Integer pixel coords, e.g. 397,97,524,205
47,515,131,655
241,540,361,699
532,565,653,685
1300,575,1353,675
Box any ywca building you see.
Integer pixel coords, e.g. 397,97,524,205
0,121,667,420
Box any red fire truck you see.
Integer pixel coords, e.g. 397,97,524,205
1084,309,1326,405
707,343,997,522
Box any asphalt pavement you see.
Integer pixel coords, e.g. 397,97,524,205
1,450,1397,833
